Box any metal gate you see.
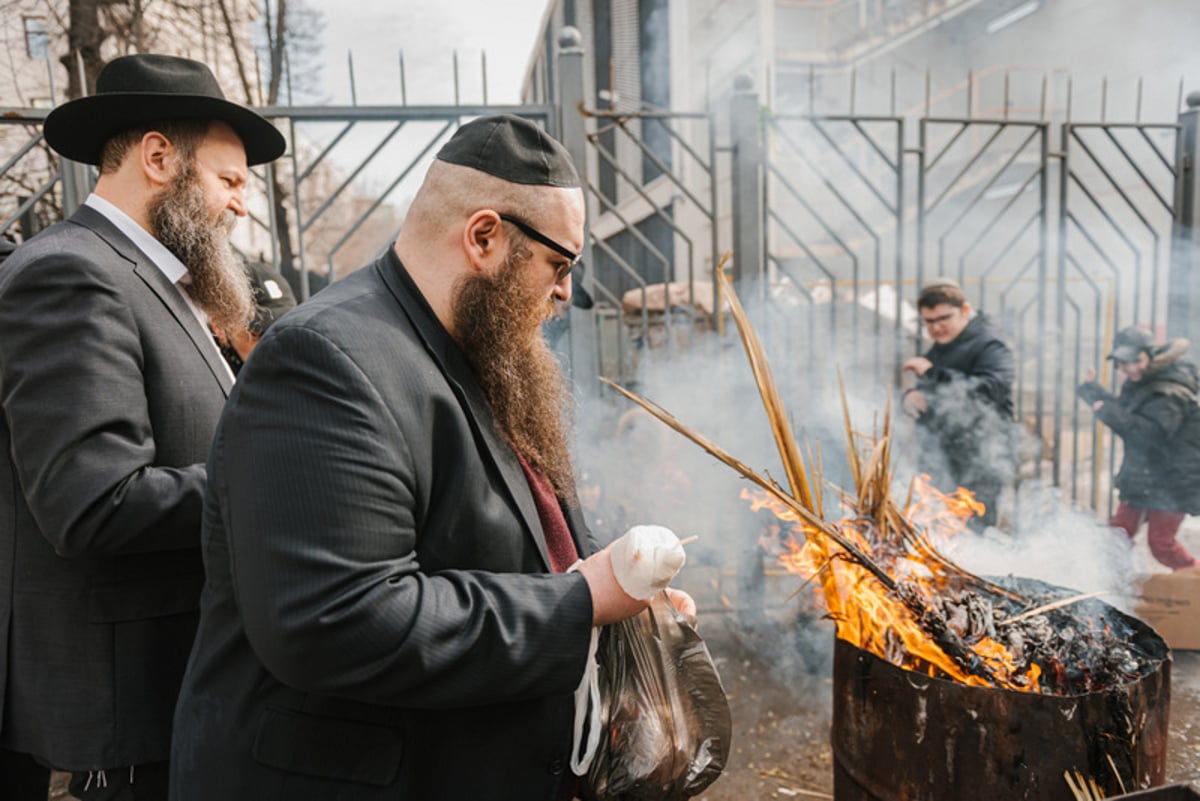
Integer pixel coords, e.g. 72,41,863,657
763,110,906,386
752,71,1190,516
0,103,556,292
3,50,1197,517
578,107,721,385
1056,118,1182,513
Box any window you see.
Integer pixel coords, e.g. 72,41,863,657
24,18,49,60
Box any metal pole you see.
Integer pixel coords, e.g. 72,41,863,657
555,26,600,397
1035,123,1048,485
1054,123,1071,492
59,158,91,216
894,121,906,387
1168,91,1200,342
730,73,764,291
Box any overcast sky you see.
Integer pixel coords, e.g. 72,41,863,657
305,0,552,106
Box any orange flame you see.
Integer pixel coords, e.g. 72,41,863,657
907,474,985,543
745,481,1042,692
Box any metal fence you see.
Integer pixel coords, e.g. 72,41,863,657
3,32,1200,518
739,74,1198,518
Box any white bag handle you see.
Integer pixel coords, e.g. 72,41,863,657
567,527,687,776
570,624,602,775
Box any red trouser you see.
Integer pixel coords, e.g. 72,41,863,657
1110,502,1197,570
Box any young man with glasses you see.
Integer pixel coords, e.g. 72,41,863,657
902,279,1016,530
1077,327,1200,570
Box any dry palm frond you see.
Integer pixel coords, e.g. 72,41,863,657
996,591,1111,629
600,378,894,589
600,267,1033,685
716,264,814,512
1065,770,1107,801
836,371,1025,603
715,265,841,616
1106,753,1127,796
600,377,1006,685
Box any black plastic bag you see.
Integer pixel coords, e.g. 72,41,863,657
579,593,732,801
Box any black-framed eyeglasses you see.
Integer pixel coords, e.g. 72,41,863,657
498,213,580,281
921,310,960,327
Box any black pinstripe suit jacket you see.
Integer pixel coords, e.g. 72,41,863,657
171,248,597,801
0,205,231,769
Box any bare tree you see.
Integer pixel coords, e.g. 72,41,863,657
59,0,120,98
248,0,324,289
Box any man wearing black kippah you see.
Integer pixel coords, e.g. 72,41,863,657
171,115,694,800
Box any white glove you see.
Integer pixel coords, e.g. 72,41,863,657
609,525,686,600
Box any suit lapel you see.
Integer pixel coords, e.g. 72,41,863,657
563,500,595,559
375,254,551,571
71,206,233,396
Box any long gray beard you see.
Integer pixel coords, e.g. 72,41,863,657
149,168,253,335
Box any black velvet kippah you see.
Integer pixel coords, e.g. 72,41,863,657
436,114,581,188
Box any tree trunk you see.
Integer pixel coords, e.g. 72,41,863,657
60,0,110,99
262,1,297,290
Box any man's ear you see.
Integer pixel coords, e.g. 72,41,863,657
139,131,179,188
961,301,972,317
462,210,503,273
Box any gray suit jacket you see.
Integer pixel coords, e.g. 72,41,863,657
171,249,597,801
0,205,230,769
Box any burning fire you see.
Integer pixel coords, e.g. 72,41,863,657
603,268,1153,700
744,477,1043,692
905,475,985,542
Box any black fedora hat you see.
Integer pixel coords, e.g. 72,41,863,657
43,54,286,166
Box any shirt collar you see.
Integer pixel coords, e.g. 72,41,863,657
84,193,189,285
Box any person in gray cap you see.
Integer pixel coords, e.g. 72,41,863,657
170,114,694,801
0,53,284,800
1078,326,1200,570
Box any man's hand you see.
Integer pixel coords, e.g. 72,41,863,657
575,547,651,626
902,356,933,376
1076,368,1106,407
902,389,928,418
664,587,697,628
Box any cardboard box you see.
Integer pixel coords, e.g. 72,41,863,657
1133,571,1200,651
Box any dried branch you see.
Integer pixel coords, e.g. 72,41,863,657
996,591,1110,629
716,265,814,511
600,377,1004,685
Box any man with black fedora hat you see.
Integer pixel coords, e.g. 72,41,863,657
171,114,693,800
0,53,284,800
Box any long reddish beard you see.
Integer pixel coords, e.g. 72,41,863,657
451,248,575,499
149,163,254,335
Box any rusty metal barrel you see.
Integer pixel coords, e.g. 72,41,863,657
831,583,1171,800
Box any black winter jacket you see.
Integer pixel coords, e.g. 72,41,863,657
911,313,1016,493
1077,338,1200,514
